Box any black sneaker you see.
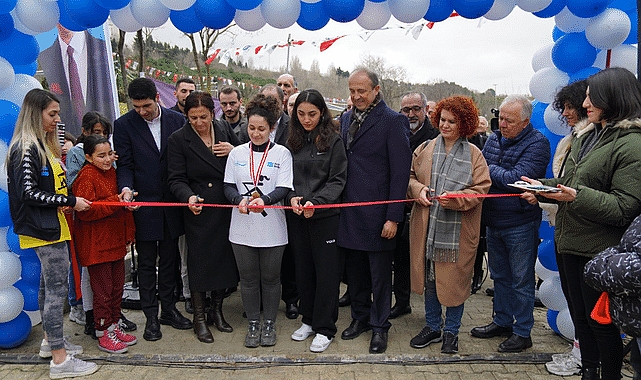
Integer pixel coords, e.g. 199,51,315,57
119,313,137,332
441,332,459,354
410,326,442,349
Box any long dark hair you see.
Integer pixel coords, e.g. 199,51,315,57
587,68,641,123
287,89,335,153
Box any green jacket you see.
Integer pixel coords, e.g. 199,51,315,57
542,118,641,258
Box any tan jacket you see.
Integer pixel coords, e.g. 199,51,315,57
407,139,491,306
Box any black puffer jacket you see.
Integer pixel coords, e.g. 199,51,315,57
584,213,641,337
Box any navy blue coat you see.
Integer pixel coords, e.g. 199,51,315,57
337,100,412,252
113,107,185,241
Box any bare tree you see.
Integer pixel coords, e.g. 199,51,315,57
118,30,133,110
185,26,235,92
358,55,408,110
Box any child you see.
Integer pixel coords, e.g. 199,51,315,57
72,135,137,353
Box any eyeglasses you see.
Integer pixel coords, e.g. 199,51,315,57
401,106,423,114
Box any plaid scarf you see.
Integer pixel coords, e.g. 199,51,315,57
347,94,381,149
426,136,472,264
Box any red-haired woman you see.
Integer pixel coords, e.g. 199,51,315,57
407,96,491,354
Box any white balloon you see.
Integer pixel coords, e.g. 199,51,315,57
0,227,9,252
14,0,60,34
556,307,575,341
388,0,431,23
261,0,300,29
234,6,266,32
357,0,392,30
0,251,21,290
159,0,196,11
25,309,41,326
532,43,554,72
544,103,572,136
0,57,15,91
0,286,24,323
555,7,589,33
110,5,145,33
594,44,638,73
484,0,516,21
0,74,43,107
301,0,321,2
529,67,569,104
539,275,568,311
585,8,631,50
10,9,40,36
130,0,170,28
517,0,552,13
535,257,557,281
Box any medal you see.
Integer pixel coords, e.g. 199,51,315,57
249,141,270,198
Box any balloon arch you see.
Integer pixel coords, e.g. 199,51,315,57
0,0,637,348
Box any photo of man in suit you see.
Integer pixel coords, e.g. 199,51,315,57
38,24,118,137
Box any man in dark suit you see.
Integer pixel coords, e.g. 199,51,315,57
338,68,412,354
113,78,192,342
39,24,117,137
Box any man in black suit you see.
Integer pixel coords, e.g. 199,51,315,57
113,78,192,342
38,24,117,137
338,68,412,354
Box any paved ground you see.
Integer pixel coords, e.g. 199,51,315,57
0,278,634,379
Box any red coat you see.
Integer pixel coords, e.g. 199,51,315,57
72,163,135,267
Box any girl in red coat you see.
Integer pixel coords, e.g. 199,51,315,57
72,135,137,354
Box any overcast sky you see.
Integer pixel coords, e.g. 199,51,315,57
145,8,556,95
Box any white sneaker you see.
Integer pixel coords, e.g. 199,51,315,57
291,323,314,341
39,337,83,359
69,305,86,326
545,352,581,376
49,354,98,379
310,333,332,353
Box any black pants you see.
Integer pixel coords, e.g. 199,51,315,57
280,244,298,305
556,252,622,380
392,216,410,307
136,238,179,318
343,247,394,333
289,215,340,338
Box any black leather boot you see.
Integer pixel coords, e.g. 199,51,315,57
581,368,600,380
208,289,233,333
192,292,213,343
84,309,97,340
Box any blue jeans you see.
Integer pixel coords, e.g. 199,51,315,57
424,279,464,335
487,219,539,337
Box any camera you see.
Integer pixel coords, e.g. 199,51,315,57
490,108,499,131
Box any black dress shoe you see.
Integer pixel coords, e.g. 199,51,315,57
369,332,388,354
470,322,513,339
341,319,371,340
143,316,162,341
159,308,193,330
338,292,351,307
389,303,411,319
285,302,299,319
498,334,532,353
580,367,600,380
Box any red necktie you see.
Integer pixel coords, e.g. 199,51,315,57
67,45,85,123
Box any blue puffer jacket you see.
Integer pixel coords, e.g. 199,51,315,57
481,124,550,228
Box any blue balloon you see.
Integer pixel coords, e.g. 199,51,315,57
624,9,637,44
14,279,38,311
547,309,560,334
0,99,19,143
0,13,14,42
323,0,365,23
451,0,494,19
19,255,40,284
194,0,235,29
0,191,10,227
538,239,558,271
93,0,130,10
13,61,37,76
531,101,548,131
170,8,204,34
610,0,636,11
224,0,261,11
62,0,109,29
57,0,88,31
0,311,31,349
569,67,600,83
566,0,609,18
0,29,39,66
533,0,566,18
552,26,565,41
6,226,37,257
539,223,555,241
552,32,597,74
298,1,330,31
369,0,386,2
424,0,453,22
0,0,15,14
